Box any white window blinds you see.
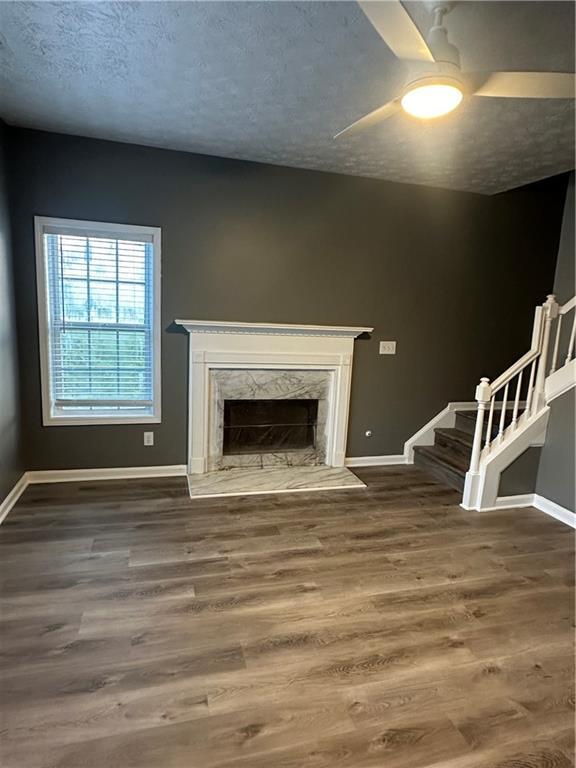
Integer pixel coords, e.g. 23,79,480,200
35,218,161,424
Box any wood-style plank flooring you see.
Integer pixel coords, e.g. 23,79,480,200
0,466,574,768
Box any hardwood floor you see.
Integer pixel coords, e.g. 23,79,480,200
0,466,573,768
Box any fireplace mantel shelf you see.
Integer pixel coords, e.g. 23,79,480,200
175,319,373,338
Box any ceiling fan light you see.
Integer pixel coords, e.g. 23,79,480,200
401,82,463,119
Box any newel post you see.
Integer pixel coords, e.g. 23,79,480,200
469,377,491,474
533,294,558,414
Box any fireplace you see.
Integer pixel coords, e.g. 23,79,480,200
174,319,373,475
223,399,319,455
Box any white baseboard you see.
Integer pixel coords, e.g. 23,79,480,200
476,494,535,511
533,494,575,528
345,454,406,467
27,465,187,484
488,493,575,528
346,402,487,469
0,465,187,526
0,473,29,525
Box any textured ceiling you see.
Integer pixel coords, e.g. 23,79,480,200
1,1,574,194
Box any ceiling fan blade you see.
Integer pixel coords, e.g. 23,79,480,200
358,1,435,63
334,100,400,139
474,71,575,99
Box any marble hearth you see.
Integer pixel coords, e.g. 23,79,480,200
175,319,372,497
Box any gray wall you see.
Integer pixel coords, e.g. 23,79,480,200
536,390,575,512
7,127,567,470
499,447,541,496
0,123,23,500
535,174,575,513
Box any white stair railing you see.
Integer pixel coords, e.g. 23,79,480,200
462,293,576,510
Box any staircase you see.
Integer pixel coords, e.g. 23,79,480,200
414,409,514,492
461,293,575,510
411,294,575,508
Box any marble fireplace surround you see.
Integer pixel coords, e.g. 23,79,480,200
175,320,373,475
209,369,331,470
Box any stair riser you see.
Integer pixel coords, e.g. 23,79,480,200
413,452,465,492
434,432,472,459
455,412,478,436
455,410,519,439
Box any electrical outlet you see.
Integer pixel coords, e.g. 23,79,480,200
379,340,397,355
143,431,154,447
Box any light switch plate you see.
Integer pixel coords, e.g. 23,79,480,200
379,341,397,355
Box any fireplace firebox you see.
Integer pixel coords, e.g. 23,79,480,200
223,399,319,455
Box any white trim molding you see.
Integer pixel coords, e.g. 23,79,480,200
489,493,575,528
26,465,187,484
175,319,372,338
478,494,535,511
0,473,29,525
34,216,162,426
345,454,406,467
533,494,576,528
545,358,576,403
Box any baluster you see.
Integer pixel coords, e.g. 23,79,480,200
498,383,509,441
484,396,495,449
512,371,522,429
550,314,563,374
469,377,491,474
565,312,576,365
525,358,537,415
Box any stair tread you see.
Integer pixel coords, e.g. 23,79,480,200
413,444,469,475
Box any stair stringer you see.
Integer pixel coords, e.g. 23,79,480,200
461,407,549,511
545,359,576,403
403,402,477,463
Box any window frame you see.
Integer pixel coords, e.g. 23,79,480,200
34,216,162,426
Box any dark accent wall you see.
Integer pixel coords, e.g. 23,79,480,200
7,127,568,470
536,173,575,513
0,123,23,500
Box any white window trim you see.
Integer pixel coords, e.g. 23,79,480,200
35,216,162,426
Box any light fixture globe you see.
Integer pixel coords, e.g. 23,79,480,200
401,76,464,119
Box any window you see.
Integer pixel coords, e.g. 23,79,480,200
35,217,161,425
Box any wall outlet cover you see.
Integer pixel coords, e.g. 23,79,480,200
144,431,154,446
379,341,397,355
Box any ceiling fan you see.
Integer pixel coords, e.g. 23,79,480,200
335,0,575,138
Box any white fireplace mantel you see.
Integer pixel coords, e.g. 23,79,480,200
176,319,372,474
175,319,373,337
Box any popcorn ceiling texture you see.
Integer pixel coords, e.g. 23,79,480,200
0,1,573,195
